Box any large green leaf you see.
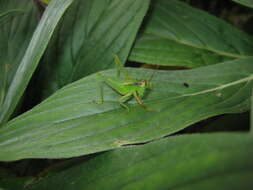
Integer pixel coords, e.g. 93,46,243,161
37,0,150,98
129,0,253,67
0,58,252,161
0,0,37,123
24,133,253,189
232,0,253,8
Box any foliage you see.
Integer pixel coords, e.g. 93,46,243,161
0,0,253,189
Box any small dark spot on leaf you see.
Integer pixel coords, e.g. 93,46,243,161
183,82,189,88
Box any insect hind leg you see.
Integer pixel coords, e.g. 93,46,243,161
133,92,155,112
93,73,104,104
118,93,132,111
114,55,132,80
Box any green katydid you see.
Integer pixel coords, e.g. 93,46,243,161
96,56,155,111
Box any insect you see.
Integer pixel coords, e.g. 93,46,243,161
96,56,155,111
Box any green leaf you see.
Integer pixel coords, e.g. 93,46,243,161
231,0,253,8
37,0,150,98
0,58,252,161
129,0,253,67
0,0,75,125
0,0,37,124
0,177,29,190
0,9,24,24
26,133,253,190
130,34,232,68
0,166,30,190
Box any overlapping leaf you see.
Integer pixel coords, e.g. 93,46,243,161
37,0,150,98
0,0,37,123
24,133,253,189
0,58,252,161
130,0,253,67
130,34,231,68
0,0,74,125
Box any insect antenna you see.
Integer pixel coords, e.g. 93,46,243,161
147,64,159,84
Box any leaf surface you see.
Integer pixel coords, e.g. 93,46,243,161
26,133,253,190
0,0,75,125
0,58,252,161
130,0,253,67
0,177,29,190
0,0,37,124
37,0,150,98
130,34,232,68
232,0,253,8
